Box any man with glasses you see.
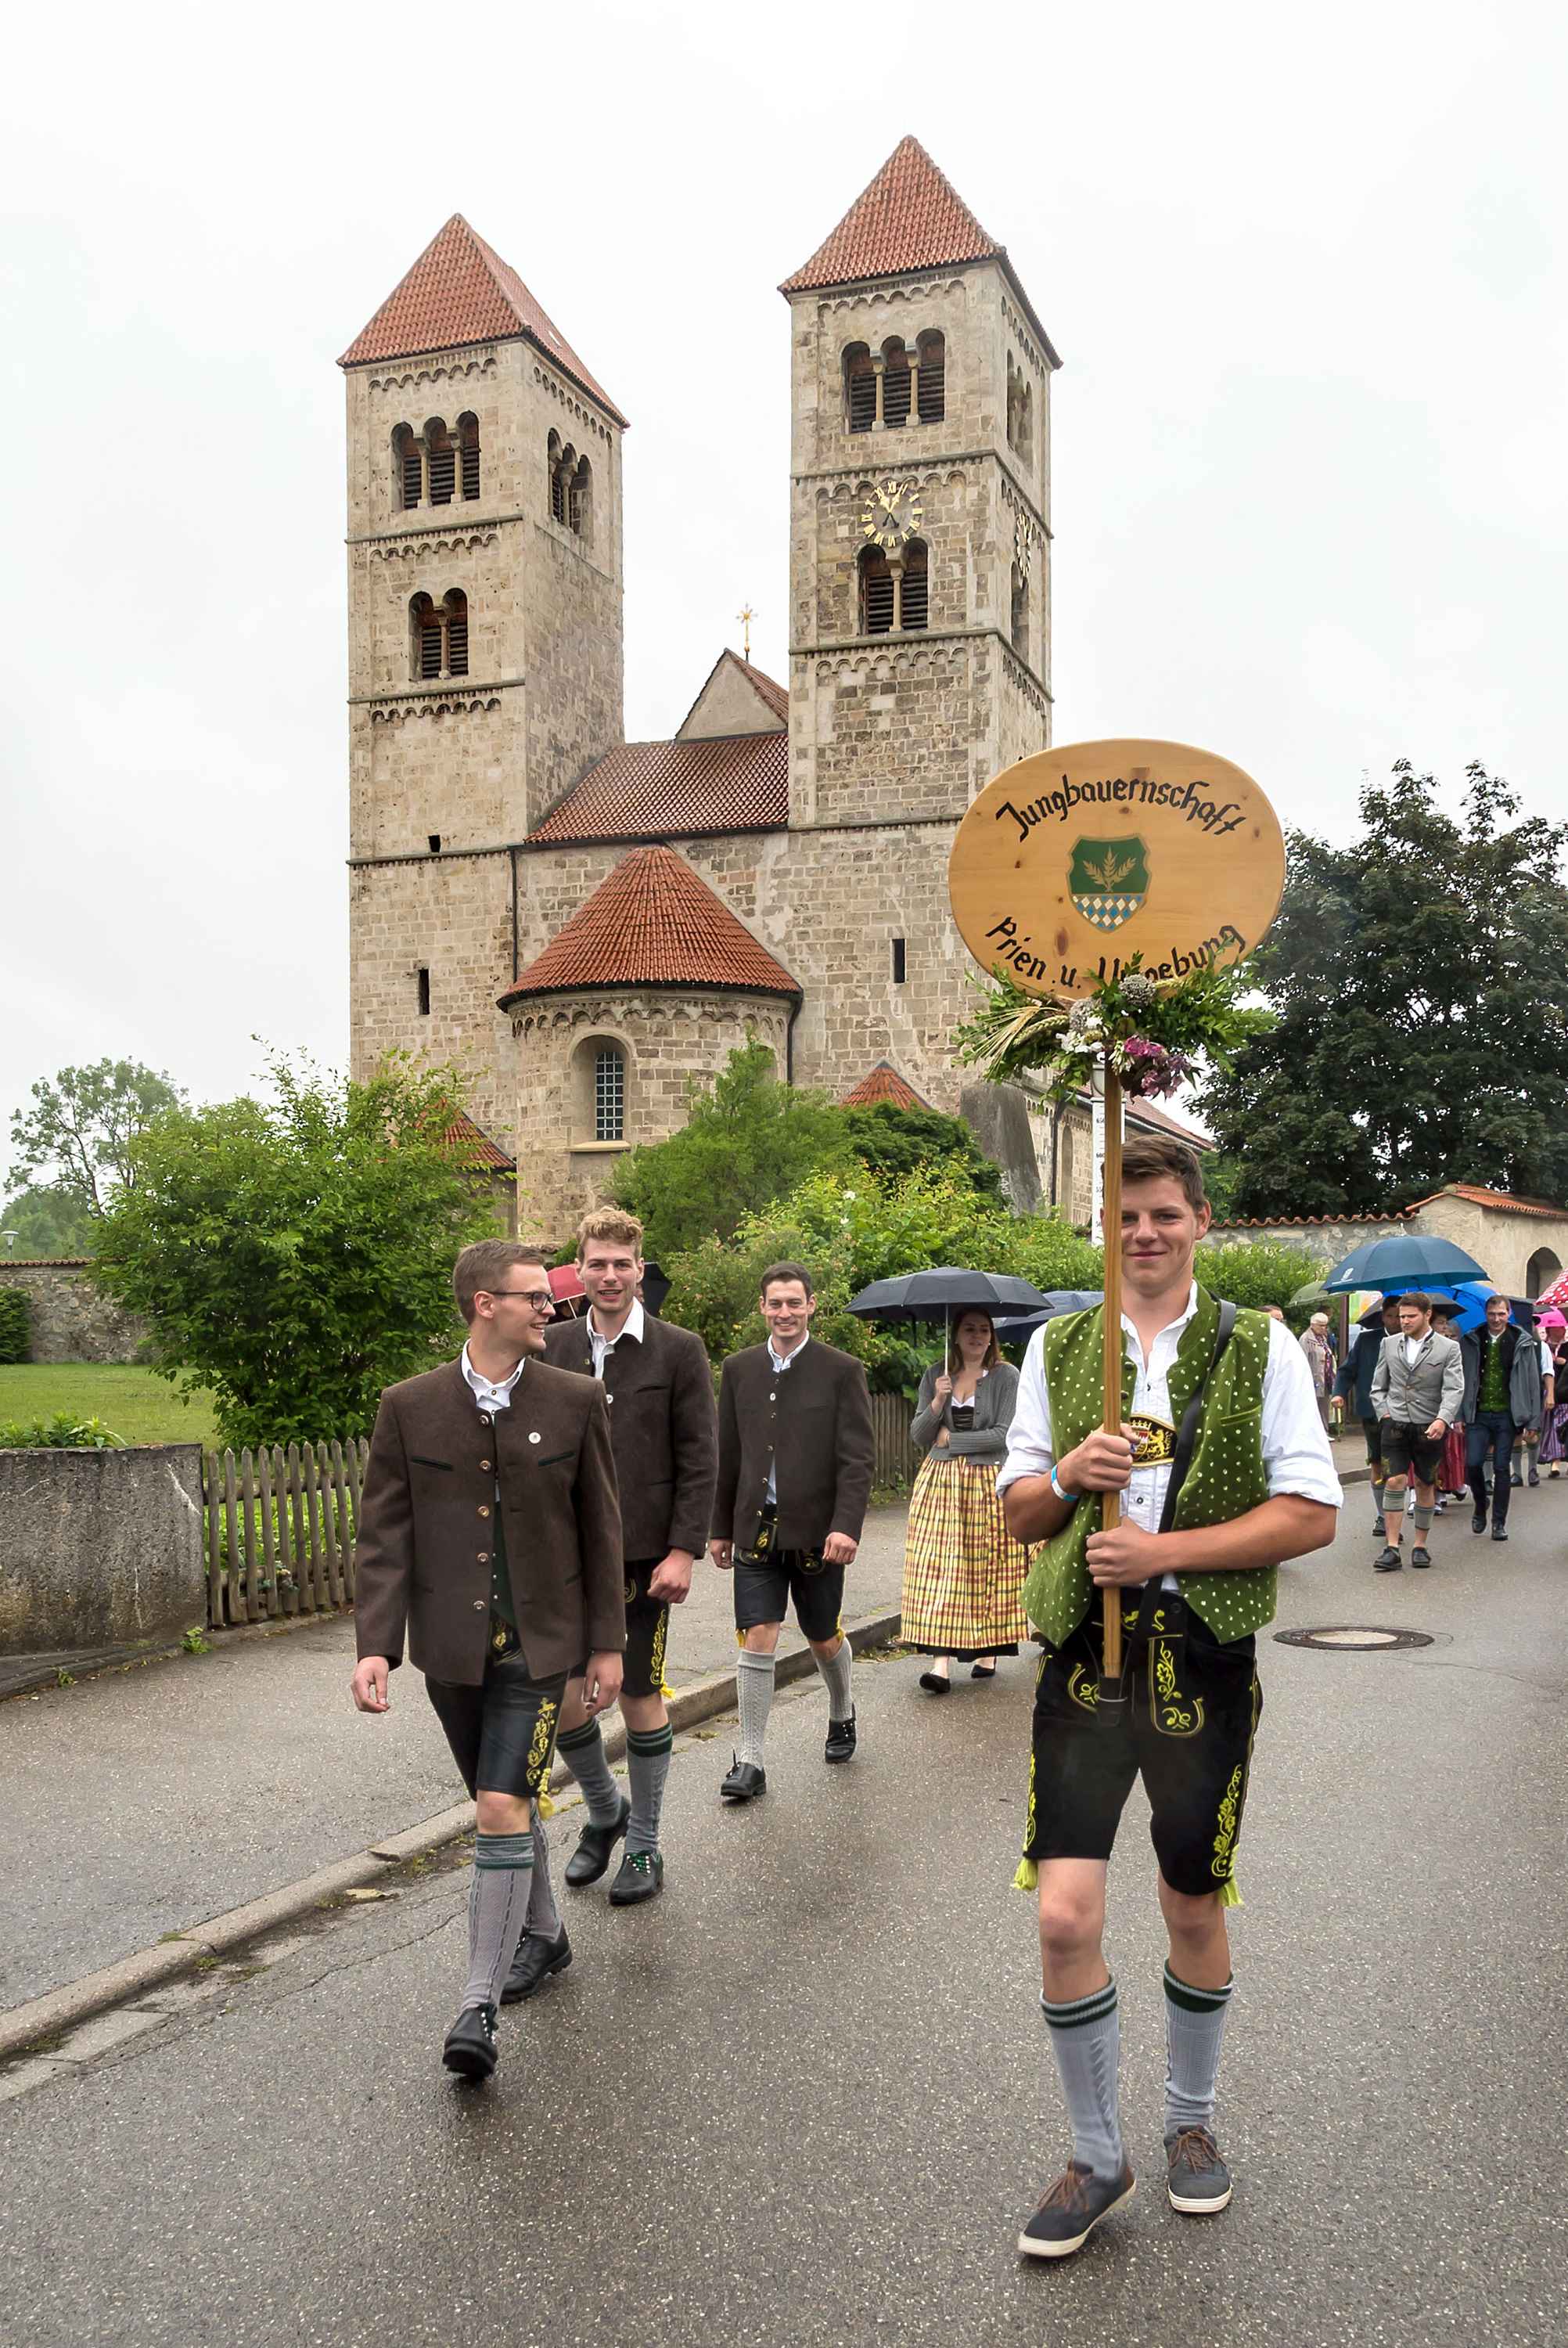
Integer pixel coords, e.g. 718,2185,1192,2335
351,1241,624,2082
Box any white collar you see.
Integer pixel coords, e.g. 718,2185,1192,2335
461,1342,527,1404
590,1295,645,1350
1121,1280,1199,1356
768,1332,811,1372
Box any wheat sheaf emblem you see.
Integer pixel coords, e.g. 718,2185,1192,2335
1081,849,1138,891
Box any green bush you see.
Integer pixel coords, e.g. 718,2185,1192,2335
0,1290,28,1364
1192,1240,1325,1315
0,1412,125,1449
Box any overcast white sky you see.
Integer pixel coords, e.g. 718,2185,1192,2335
4,1,1564,1187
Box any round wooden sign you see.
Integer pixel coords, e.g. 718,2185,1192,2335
948,738,1286,1001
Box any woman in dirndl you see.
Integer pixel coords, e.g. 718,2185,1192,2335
901,1309,1029,1694
1430,1303,1470,1511
1539,1336,1568,1476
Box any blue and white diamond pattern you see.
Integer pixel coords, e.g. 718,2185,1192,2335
1072,891,1145,933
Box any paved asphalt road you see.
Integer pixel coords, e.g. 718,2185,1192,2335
3,1481,1566,2346
0,1507,912,2008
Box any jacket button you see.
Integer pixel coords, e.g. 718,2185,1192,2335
478,1504,491,1518
479,1459,491,1471
477,1552,489,1565
473,1599,484,1611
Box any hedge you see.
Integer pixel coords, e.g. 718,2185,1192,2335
0,1289,29,1364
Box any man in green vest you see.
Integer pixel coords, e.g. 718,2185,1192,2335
998,1134,1341,2260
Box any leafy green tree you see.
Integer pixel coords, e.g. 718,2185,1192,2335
1199,762,1568,1215
7,1058,186,1217
94,1054,494,1446
0,1183,98,1256
613,1041,851,1259
841,1102,1002,1197
1192,1240,1325,1314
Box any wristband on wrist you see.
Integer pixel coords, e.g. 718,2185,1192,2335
1050,1464,1080,1504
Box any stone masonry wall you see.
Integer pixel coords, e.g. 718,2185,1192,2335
0,1262,149,1364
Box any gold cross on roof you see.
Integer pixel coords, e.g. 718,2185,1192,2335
737,603,756,662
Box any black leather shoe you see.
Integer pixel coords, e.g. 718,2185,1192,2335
564,1795,631,1888
1372,1513,1387,1537
719,1755,766,1802
1373,1546,1402,1572
1491,1525,1509,1541
609,1849,664,1905
1528,1471,1541,1487
825,1712,858,1763
1471,1509,1488,1533
501,1925,572,2004
1510,1471,1523,1487
443,2003,498,2081
1410,1546,1432,1568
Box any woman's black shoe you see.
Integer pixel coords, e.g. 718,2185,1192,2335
970,1662,998,1680
919,1669,951,1694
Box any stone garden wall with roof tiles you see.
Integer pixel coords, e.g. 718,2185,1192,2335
0,1263,149,1365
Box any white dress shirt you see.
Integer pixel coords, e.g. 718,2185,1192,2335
764,1331,809,1500
460,1343,526,1413
589,1295,646,1379
998,1285,1343,1589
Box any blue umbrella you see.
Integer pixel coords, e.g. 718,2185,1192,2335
994,1291,1105,1343
1321,1233,1489,1295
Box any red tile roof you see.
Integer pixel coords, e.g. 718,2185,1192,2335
782,136,1002,292
499,847,800,1006
840,1063,931,1110
1208,1213,1412,1230
441,1111,515,1172
339,214,628,426
731,653,789,725
1412,1183,1567,1219
528,732,788,846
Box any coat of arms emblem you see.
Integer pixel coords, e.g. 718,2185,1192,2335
1069,836,1149,931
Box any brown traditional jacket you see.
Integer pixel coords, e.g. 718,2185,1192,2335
543,1311,717,1561
713,1337,875,1554
353,1356,624,1685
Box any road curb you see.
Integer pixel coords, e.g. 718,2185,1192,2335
0,1605,903,2063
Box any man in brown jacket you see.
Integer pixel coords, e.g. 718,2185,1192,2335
502,1208,714,1984
350,1240,623,2082
709,1261,875,1800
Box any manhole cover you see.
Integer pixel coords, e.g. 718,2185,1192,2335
1274,1626,1434,1653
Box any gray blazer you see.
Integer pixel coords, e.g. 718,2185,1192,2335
1370,1331,1465,1428
910,1359,1020,1460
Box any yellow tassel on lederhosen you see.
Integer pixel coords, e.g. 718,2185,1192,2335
1013,1857,1039,1892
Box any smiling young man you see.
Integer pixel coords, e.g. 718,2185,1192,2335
709,1262,874,1799
998,1136,1340,2259
1368,1292,1462,1572
506,1208,716,1970
350,1241,624,2082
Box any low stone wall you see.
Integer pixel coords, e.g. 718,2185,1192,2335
0,1444,206,1668
0,1261,149,1363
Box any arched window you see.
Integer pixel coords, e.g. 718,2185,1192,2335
916,330,945,423
881,338,911,429
1527,1247,1562,1298
444,589,468,678
394,423,423,510
411,592,443,680
900,538,929,632
568,454,592,540
594,1046,625,1142
409,591,467,680
426,419,455,506
858,544,894,635
1010,562,1028,662
458,412,480,502
547,431,566,523
844,343,876,432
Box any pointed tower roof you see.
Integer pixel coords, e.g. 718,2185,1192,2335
780,136,1059,365
339,214,627,425
840,1062,932,1111
498,847,800,1007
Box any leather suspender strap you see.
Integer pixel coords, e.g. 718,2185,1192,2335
1132,1300,1240,1640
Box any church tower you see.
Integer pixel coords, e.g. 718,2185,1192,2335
776,138,1059,1106
339,215,626,1147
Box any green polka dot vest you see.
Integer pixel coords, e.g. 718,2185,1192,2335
1023,1285,1275,1648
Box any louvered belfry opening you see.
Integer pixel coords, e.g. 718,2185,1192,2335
881,342,912,428
395,426,423,510
459,413,480,501
846,344,876,432
901,540,929,632
444,590,469,678
568,456,590,538
427,427,455,506
859,545,894,634
1011,562,1028,661
411,594,443,680
917,331,945,423
550,463,566,524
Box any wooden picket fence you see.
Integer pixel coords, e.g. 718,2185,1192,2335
870,1390,917,1493
202,1439,371,1629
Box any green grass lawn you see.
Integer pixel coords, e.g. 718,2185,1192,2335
0,1364,220,1448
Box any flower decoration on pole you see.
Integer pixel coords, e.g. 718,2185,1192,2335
953,954,1273,1105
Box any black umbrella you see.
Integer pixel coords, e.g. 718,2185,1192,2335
994,1291,1106,1343
847,1269,1051,1326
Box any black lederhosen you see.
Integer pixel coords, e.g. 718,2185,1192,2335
1024,1594,1262,1900
425,1648,568,1803
1379,1418,1444,1486
1361,1415,1384,1468
733,1550,845,1644
622,1557,671,1702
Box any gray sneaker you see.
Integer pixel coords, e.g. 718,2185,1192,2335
1017,2160,1135,2258
1165,2126,1232,2213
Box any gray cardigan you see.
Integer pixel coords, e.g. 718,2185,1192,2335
909,1359,1020,1460
1458,1325,1543,1428
1369,1331,1465,1428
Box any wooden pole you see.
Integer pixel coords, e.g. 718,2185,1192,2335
1100,1051,1126,1692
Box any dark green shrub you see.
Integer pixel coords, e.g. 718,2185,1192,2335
0,1412,125,1449
0,1289,27,1363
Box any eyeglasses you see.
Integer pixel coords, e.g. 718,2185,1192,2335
481,1289,556,1312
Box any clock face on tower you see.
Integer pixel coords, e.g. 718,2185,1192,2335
860,479,923,553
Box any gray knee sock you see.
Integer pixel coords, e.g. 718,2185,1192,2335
463,1832,534,2011
1370,1475,1386,1520
1383,1489,1406,1543
1527,1438,1540,1473
1041,1980,1123,2179
736,1649,775,1766
815,1633,854,1721
1163,1964,1233,2134
556,1718,621,1828
1412,1505,1434,1536
626,1723,674,1856
527,1816,562,1943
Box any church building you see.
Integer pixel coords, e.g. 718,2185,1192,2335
340,138,1062,1237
